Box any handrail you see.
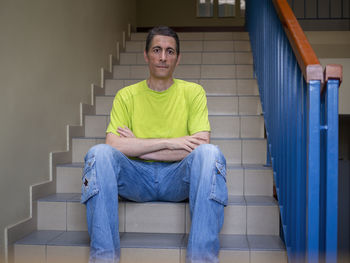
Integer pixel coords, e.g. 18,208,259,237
272,0,323,84
246,0,342,262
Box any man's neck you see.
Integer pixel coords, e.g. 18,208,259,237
147,77,174,92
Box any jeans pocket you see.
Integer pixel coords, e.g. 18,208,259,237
209,161,228,206
81,156,99,204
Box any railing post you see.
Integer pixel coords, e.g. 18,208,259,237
306,80,321,262
324,79,339,263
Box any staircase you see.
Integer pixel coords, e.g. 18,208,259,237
13,32,287,263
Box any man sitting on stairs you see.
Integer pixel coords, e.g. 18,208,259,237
81,26,228,263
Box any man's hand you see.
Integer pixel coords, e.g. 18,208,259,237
165,134,208,152
117,126,135,138
116,127,208,153
139,132,210,161
106,128,210,161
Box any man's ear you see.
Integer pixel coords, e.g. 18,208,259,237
144,50,149,63
176,53,181,66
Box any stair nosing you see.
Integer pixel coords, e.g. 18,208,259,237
96,94,260,98
57,162,272,170
37,194,277,206
15,231,285,251
72,137,266,141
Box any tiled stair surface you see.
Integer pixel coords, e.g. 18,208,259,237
56,164,273,196
15,231,286,263
36,194,279,235
14,32,286,263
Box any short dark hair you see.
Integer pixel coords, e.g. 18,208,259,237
145,26,180,55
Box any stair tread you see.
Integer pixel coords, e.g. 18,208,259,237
118,63,253,66
57,162,272,170
109,78,256,80
38,194,277,206
122,50,252,53
85,114,264,118
97,94,260,98
73,137,266,141
126,40,250,42
16,231,285,251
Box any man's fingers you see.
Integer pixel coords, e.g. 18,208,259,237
124,126,133,132
117,126,135,138
184,139,201,151
183,144,193,152
186,137,202,146
117,128,127,134
117,129,131,138
192,135,208,141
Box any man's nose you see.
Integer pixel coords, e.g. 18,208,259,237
160,50,167,61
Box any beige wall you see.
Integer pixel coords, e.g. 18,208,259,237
305,31,350,115
0,0,136,262
136,0,245,28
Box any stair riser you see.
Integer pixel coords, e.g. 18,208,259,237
57,166,273,196
84,115,264,138
105,79,259,96
37,201,279,235
126,40,251,52
113,65,254,79
95,96,262,116
120,52,253,65
71,138,267,164
131,32,250,41
14,245,287,263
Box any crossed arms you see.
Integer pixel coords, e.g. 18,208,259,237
106,127,210,161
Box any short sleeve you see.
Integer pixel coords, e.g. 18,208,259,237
188,86,211,135
106,91,131,136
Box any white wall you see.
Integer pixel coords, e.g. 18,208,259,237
305,31,350,114
0,1,136,262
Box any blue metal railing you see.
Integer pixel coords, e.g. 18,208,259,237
246,0,341,262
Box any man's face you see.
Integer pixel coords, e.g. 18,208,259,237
144,35,180,80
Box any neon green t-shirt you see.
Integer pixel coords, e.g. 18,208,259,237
106,79,210,138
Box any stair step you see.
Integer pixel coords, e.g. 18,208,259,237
105,79,259,96
84,114,264,139
14,231,286,263
57,163,273,196
113,64,254,79
125,40,251,52
71,137,267,164
120,51,253,65
95,95,262,116
36,194,279,236
131,32,250,41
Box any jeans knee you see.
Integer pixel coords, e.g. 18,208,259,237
82,144,119,204
193,144,225,164
85,144,115,162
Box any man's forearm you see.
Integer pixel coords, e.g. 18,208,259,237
139,149,190,162
106,134,168,157
106,130,209,159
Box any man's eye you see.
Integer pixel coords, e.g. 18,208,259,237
153,48,160,53
167,49,175,55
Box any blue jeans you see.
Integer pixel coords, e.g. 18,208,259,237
81,144,227,263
